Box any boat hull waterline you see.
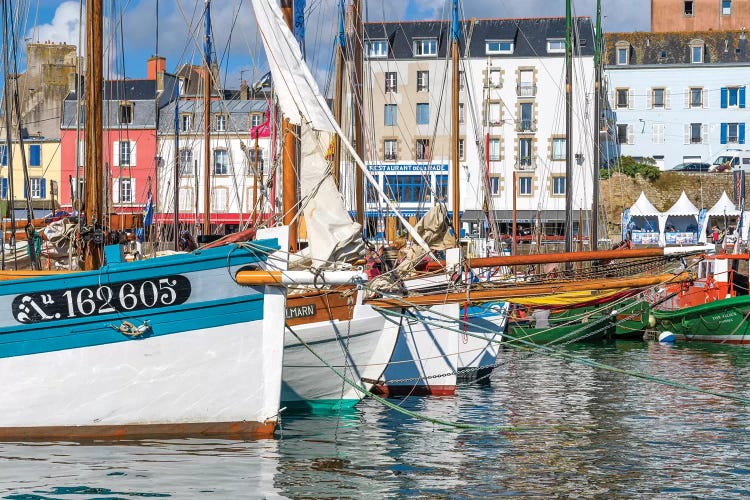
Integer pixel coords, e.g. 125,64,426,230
653,295,750,344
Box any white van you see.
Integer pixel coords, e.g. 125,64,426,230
709,149,750,172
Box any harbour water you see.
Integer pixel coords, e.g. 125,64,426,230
2,340,750,498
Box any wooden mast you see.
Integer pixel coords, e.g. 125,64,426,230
564,0,574,259
281,0,299,251
202,0,212,236
450,0,461,242
592,0,602,250
84,0,103,270
173,79,180,250
331,0,346,188
352,0,364,227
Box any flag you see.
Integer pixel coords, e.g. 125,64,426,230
250,108,271,139
137,192,154,243
621,208,631,241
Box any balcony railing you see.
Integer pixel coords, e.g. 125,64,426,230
516,119,536,132
516,83,537,97
515,157,535,170
384,153,398,161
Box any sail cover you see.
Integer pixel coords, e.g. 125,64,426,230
253,0,364,267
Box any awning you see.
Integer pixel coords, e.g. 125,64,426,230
461,210,576,223
153,213,251,224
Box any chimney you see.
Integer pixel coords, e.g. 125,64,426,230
240,80,249,100
147,55,166,80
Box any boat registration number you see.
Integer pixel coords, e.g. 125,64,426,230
12,275,191,324
286,303,316,320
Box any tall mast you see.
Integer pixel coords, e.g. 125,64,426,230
331,0,346,188
84,0,103,270
564,0,574,256
173,81,180,250
202,0,212,236
281,0,298,251
592,0,602,250
450,0,461,242
353,0,364,227
1,0,16,270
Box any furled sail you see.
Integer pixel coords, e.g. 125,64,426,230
252,0,363,268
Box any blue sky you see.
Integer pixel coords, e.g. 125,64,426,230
20,0,650,88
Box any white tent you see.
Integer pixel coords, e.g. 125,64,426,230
624,191,661,244
630,191,660,217
661,191,699,245
700,192,740,243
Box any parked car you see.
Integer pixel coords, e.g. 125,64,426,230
708,150,750,172
672,162,711,172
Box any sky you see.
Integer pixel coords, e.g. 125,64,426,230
18,0,651,89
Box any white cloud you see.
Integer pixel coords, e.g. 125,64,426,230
27,1,83,46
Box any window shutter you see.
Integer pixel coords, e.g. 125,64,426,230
628,88,635,109
721,87,728,108
112,178,120,203
23,181,27,199
684,88,689,108
666,90,671,109
741,123,746,144
40,179,46,198
684,124,690,144
703,89,709,108
1,178,6,198
130,141,137,165
29,145,41,166
740,86,746,108
646,91,652,109
721,123,728,144
627,124,634,144
702,124,709,144
131,178,136,203
113,141,120,166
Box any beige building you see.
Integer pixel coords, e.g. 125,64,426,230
652,0,750,32
0,139,62,216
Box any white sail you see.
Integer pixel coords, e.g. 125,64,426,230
252,0,363,267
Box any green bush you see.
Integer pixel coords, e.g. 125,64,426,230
601,156,661,181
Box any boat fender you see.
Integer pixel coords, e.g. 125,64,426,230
658,331,675,343
648,313,656,328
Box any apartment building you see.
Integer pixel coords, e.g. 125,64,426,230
604,30,750,169
363,17,595,238
652,0,750,32
0,139,62,217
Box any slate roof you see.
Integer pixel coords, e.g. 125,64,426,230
65,79,158,101
364,17,595,59
605,30,750,66
157,99,268,134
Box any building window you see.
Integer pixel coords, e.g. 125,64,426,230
459,71,465,90
617,47,628,65
518,69,535,96
519,102,533,131
489,176,501,195
616,88,629,109
435,175,448,201
722,122,745,144
552,138,566,160
489,138,501,161
384,139,397,161
385,175,428,202
119,178,133,203
385,72,397,93
416,139,430,161
384,104,397,126
458,138,465,161
368,40,388,58
486,40,514,55
213,188,228,212
652,123,665,144
179,188,193,211
214,149,229,175
652,88,665,108
689,87,704,107
248,148,264,173
416,103,429,125
119,102,133,124
617,124,634,145
250,113,263,128
118,140,133,166
459,103,465,123
552,176,566,195
684,1,694,15
179,149,194,175
29,178,46,199
689,122,703,144
215,114,226,132
414,38,437,56
689,39,704,63
518,176,532,196
722,86,745,108
519,138,532,168
180,114,192,132
488,69,501,88
0,145,6,166
29,144,41,167
417,71,429,92
723,0,732,15
547,39,565,53
487,102,501,125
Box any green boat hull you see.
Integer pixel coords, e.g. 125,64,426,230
653,295,750,344
611,300,651,339
506,315,615,345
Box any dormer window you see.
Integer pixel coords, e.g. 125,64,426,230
368,40,388,58
486,40,514,55
547,39,565,53
215,114,226,132
414,38,437,56
615,41,631,65
180,113,192,132
689,39,705,63
118,101,133,124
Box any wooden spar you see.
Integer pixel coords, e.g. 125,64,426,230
173,81,180,251
564,0,573,256
366,272,693,308
592,0,602,250
426,246,697,269
202,0,212,236
280,0,299,251
512,170,517,256
331,0,346,189
84,0,103,270
252,133,259,221
353,0,364,227
450,0,461,241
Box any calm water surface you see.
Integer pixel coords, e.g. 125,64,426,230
2,341,750,498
